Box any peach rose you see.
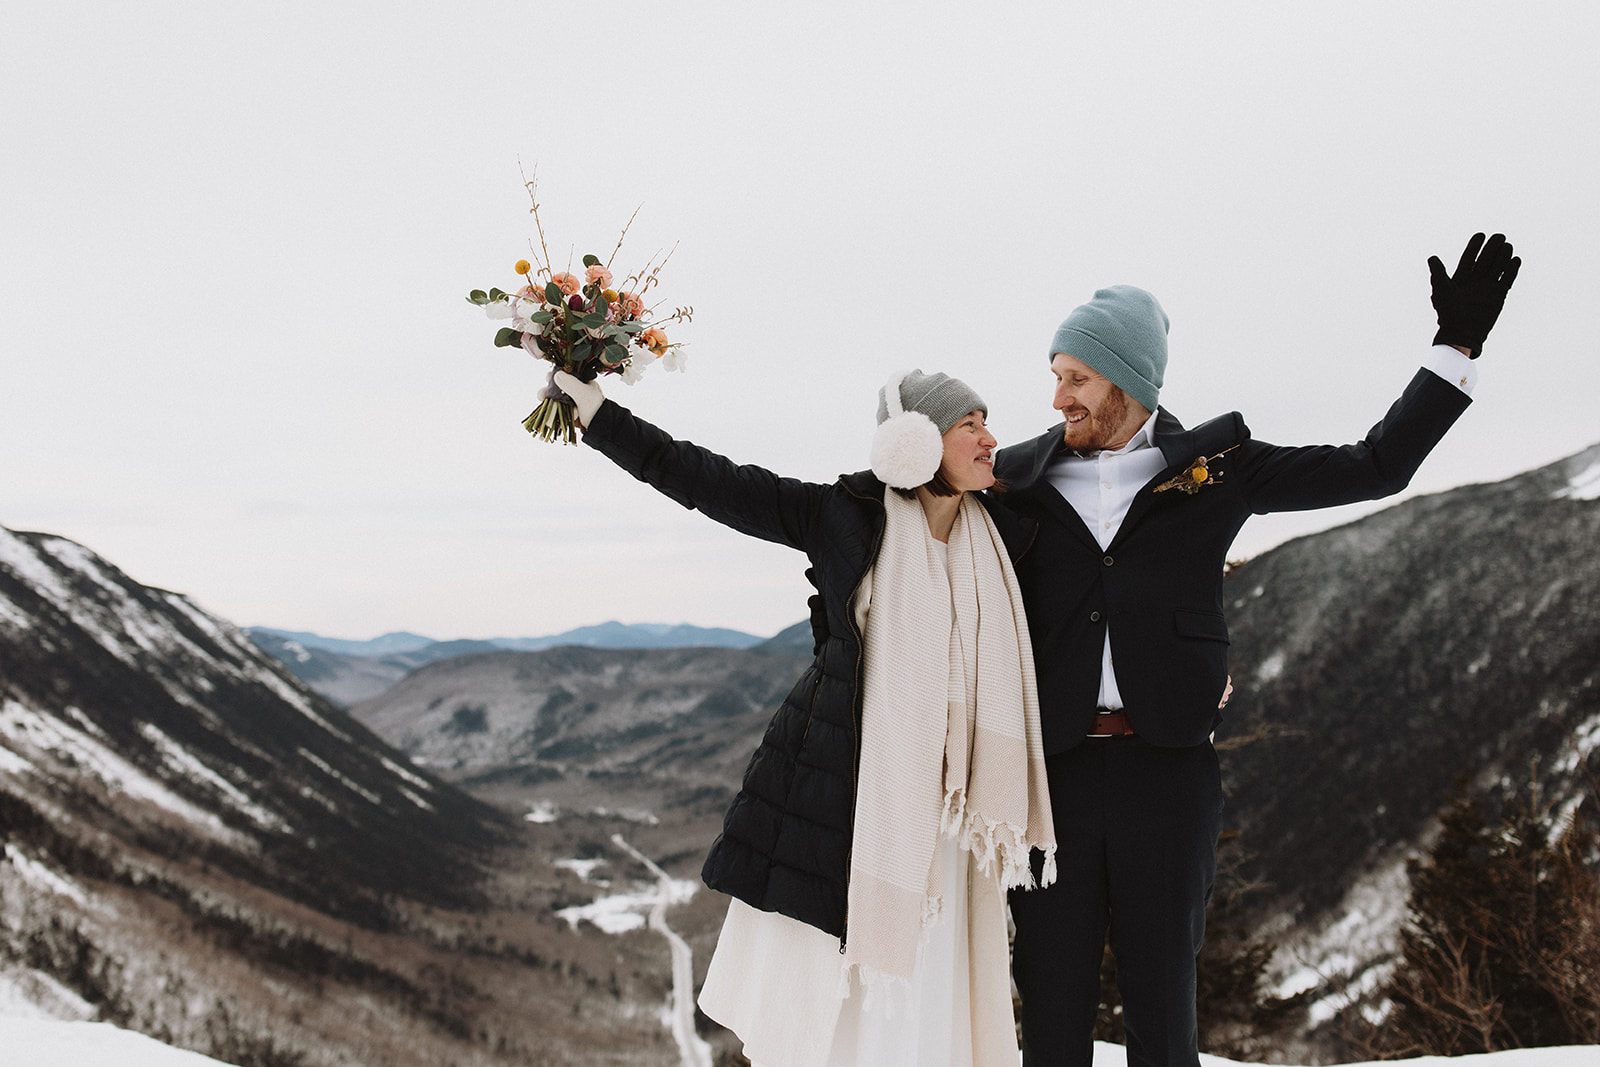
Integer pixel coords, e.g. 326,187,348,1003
551,272,580,296
585,264,614,288
618,291,645,318
640,326,669,355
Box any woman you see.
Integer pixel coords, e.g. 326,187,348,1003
552,367,1055,1066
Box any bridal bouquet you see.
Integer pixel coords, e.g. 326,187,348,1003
468,177,691,444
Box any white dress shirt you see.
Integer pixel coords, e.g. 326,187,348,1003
1045,348,1477,710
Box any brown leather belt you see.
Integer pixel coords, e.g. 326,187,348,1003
1088,709,1136,737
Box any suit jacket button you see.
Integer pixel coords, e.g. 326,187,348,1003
1090,611,1102,622
1102,555,1114,566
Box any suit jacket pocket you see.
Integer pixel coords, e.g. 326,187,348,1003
1173,609,1229,643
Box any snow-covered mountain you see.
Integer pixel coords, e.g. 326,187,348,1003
0,527,705,1065
1215,442,1600,1049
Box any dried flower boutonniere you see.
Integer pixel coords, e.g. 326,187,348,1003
1153,445,1239,495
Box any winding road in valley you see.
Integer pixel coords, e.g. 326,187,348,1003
611,833,712,1067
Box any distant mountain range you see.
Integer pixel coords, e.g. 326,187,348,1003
247,620,807,706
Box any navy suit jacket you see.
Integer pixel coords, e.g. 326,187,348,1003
992,368,1472,753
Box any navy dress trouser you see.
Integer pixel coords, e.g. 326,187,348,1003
1009,736,1225,1067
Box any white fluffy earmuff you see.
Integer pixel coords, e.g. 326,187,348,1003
870,370,944,489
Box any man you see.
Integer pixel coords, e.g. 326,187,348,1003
994,234,1520,1067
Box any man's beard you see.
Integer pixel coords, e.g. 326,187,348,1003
1062,387,1131,453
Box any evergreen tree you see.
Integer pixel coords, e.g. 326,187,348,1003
1373,770,1600,1056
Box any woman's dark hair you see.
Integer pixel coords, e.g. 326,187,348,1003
892,471,1007,500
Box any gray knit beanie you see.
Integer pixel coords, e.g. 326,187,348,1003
870,369,987,489
874,369,986,435
1048,285,1169,413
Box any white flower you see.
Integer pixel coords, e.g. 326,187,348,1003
485,301,513,320
660,347,687,373
620,355,650,385
512,298,545,334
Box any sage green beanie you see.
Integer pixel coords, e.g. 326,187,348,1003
1048,285,1169,413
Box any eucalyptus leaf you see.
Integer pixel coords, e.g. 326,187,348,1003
619,321,646,334
488,288,509,301
602,343,629,366
468,290,489,304
582,253,601,267
494,327,524,348
544,281,563,304
530,310,554,324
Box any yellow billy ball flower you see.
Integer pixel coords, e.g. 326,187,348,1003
1191,467,1209,483
514,259,532,275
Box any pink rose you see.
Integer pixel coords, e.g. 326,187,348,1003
551,272,580,296
619,291,645,318
585,264,614,288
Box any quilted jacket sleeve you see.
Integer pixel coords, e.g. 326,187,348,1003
580,399,830,552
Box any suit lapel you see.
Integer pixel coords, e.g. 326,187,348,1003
1110,408,1195,548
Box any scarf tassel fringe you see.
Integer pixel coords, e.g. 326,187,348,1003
942,790,1058,891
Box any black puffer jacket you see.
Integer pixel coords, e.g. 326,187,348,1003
583,400,1030,939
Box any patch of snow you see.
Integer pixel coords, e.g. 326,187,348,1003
1255,652,1285,684
398,787,435,812
298,784,341,815
1268,852,1413,1027
248,666,353,742
137,724,286,833
0,965,97,1022
0,595,31,631
553,858,608,881
378,754,434,792
1554,457,1600,501
557,876,696,935
0,1017,236,1065
0,700,248,848
525,800,560,823
0,745,32,776
592,806,660,825
296,748,383,806
4,845,88,905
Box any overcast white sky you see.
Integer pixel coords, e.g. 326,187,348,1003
3,2,1595,641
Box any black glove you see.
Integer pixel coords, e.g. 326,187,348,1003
1427,232,1520,358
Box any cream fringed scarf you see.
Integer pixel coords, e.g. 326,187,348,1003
845,488,1057,987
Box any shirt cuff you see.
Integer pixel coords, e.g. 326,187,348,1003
1422,345,1478,397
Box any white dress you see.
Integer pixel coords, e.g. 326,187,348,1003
697,836,981,1067
697,541,1014,1067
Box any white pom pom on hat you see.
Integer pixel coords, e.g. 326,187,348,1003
870,369,986,489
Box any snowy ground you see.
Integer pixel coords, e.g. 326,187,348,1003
0,1017,234,1065
0,1014,1593,1067
0,1017,1593,1067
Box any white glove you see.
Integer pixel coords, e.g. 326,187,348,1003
551,370,605,430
